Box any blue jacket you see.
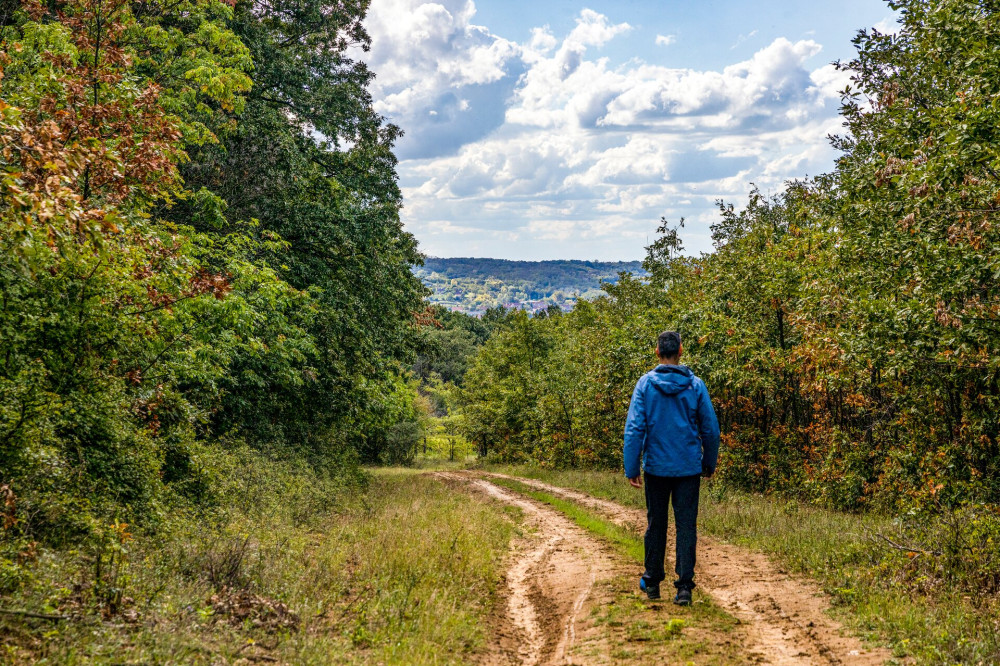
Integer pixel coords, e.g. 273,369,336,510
623,364,720,479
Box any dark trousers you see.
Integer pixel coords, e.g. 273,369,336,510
641,472,701,591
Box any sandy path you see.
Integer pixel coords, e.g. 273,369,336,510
435,472,619,665
480,471,891,666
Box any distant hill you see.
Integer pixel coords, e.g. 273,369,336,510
415,257,646,315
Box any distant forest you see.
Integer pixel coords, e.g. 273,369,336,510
415,257,646,315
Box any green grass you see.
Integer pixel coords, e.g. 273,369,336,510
1,470,517,665
485,464,1000,665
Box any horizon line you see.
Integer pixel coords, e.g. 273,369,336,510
419,255,646,263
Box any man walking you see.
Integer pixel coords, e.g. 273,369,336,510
623,331,720,606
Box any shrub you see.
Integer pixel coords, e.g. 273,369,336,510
869,503,1000,601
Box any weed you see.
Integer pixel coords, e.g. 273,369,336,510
198,534,254,591
90,521,132,616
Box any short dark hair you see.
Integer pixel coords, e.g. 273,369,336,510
657,331,681,359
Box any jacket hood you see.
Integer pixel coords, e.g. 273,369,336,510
648,364,694,396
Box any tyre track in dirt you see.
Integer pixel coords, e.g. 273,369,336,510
435,472,620,665
479,471,891,666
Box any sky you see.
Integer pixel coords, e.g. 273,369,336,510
361,0,897,260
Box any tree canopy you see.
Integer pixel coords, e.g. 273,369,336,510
0,0,423,540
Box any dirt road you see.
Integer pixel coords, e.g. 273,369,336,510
440,471,891,666
436,472,621,665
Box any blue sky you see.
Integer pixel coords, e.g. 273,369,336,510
362,0,896,260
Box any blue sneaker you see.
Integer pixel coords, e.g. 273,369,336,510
639,577,660,600
674,588,692,606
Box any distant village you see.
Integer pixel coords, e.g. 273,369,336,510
413,257,646,317
440,295,579,318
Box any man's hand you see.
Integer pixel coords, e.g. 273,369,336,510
628,476,643,489
702,469,714,479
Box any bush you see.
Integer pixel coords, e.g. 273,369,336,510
869,503,1000,601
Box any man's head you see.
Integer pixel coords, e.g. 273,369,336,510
657,330,682,363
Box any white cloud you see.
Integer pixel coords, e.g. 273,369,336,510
365,0,516,91
565,9,632,49
655,34,676,47
872,16,898,34
361,0,521,158
509,36,827,132
365,5,846,258
809,62,852,97
527,26,558,57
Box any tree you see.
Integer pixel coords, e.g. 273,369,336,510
167,0,426,459
0,0,259,529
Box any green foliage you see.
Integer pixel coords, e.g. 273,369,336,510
414,324,477,385
412,306,492,386
0,0,426,549
461,308,599,466
167,0,426,459
0,0,258,538
356,374,424,466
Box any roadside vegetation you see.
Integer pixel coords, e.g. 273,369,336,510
0,0,432,658
2,470,516,664
454,4,1000,661
459,0,1000,509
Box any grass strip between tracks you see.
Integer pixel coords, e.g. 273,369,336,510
487,475,751,664
490,476,645,563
